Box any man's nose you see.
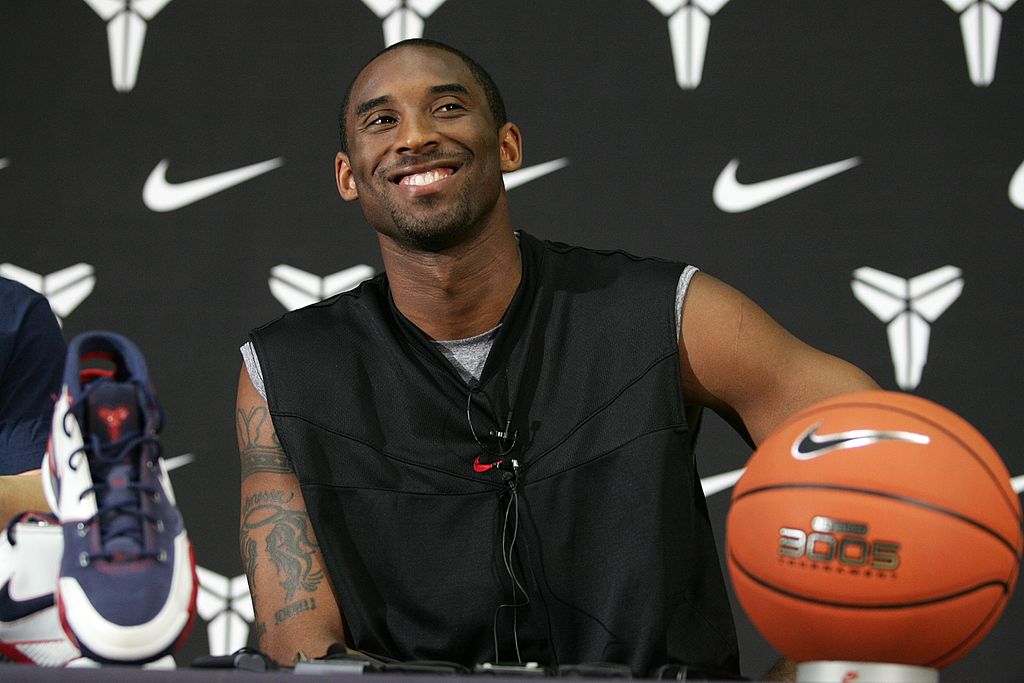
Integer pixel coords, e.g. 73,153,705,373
395,112,440,154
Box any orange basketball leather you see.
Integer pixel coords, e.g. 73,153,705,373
727,390,1022,668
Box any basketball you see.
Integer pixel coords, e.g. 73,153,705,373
726,390,1022,668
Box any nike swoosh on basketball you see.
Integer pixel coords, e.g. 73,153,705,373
503,158,569,190
792,423,929,460
0,581,54,622
143,157,284,212
713,157,861,213
1009,160,1024,210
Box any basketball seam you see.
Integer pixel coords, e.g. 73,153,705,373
733,483,1020,558
777,399,1022,525
729,550,1009,609
924,595,1007,668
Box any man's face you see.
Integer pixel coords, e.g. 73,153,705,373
335,46,521,251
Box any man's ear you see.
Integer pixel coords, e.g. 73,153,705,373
498,122,523,173
335,152,359,201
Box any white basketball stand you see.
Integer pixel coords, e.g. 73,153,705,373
796,661,939,682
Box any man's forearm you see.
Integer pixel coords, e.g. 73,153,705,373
241,482,343,663
0,470,48,522
237,367,346,663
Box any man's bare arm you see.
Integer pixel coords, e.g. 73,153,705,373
0,470,48,522
237,365,345,664
679,272,879,446
679,274,878,682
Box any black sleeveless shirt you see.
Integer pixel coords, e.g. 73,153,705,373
250,232,740,676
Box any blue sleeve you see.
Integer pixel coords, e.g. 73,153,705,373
0,291,67,474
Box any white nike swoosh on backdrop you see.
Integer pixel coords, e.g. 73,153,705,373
503,158,569,190
163,453,195,472
0,158,9,170
700,468,745,497
1009,161,1024,210
143,157,284,212
1012,474,1024,494
713,157,861,213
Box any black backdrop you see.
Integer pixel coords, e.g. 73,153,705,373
2,1,1022,678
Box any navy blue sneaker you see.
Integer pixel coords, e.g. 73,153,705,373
42,331,197,664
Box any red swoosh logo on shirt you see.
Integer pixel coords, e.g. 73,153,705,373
473,456,503,473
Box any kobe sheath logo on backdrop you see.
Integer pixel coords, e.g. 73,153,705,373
83,0,174,92
361,0,449,46
852,265,964,391
1010,160,1024,210
943,0,1018,86
646,0,731,89
0,263,95,326
196,567,253,656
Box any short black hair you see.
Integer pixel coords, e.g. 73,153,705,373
338,39,508,154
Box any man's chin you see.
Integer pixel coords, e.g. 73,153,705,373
388,209,480,252
393,224,477,252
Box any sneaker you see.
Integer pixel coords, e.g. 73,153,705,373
42,331,197,664
0,512,80,666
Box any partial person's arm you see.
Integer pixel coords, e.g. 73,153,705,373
0,470,47,523
236,366,345,664
678,273,878,682
679,272,879,447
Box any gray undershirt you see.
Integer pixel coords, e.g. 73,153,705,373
240,265,699,400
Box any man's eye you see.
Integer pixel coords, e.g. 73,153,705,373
368,115,396,126
437,102,464,113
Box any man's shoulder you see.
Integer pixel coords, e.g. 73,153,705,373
525,232,689,288
529,231,686,267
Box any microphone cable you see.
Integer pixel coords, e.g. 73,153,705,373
493,468,529,663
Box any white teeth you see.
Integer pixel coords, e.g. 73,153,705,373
401,169,447,186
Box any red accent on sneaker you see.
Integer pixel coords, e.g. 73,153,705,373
97,406,131,441
79,352,118,383
172,543,200,655
80,368,116,382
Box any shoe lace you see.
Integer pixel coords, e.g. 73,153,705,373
66,378,165,563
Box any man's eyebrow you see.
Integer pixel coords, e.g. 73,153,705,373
430,83,469,96
354,84,467,117
355,95,390,117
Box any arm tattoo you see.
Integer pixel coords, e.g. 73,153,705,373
275,597,317,625
241,534,258,579
238,406,292,479
242,490,324,603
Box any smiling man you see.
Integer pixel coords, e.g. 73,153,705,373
237,39,877,677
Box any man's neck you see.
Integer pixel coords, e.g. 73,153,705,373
379,226,522,341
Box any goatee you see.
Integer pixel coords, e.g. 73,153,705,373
386,176,486,252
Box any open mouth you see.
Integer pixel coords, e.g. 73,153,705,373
387,158,464,190
396,167,456,187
